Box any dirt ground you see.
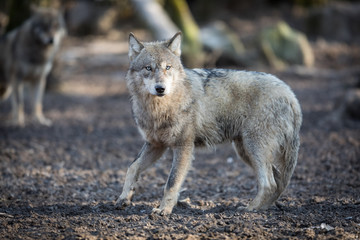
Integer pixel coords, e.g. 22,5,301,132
1,30,360,239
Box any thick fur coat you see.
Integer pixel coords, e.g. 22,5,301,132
116,32,302,215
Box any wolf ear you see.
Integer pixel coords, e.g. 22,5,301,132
167,32,182,56
128,33,144,61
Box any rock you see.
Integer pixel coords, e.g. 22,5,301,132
200,21,249,66
306,2,360,43
320,223,335,231
201,21,245,57
65,1,119,36
260,21,314,70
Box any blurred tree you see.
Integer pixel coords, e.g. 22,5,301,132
130,0,205,67
165,0,205,67
293,0,328,7
0,1,9,34
130,0,178,39
5,0,31,33
3,0,60,33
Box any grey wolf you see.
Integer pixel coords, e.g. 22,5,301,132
0,6,66,126
116,32,302,215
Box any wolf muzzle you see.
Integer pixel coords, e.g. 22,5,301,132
155,84,166,96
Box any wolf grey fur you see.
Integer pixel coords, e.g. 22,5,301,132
116,32,302,215
0,7,65,126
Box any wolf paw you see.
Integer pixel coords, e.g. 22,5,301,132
236,205,259,213
151,207,172,216
236,205,247,212
37,117,52,126
11,115,25,127
115,198,131,210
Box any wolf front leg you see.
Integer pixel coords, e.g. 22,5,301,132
11,80,25,126
152,143,194,216
32,72,52,126
115,142,166,209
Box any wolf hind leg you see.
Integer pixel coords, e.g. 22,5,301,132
115,143,166,209
233,138,280,211
248,160,281,211
232,139,253,168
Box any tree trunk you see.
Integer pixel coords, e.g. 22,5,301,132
130,0,205,67
130,0,178,40
166,0,205,67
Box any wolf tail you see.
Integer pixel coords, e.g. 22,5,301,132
273,100,302,196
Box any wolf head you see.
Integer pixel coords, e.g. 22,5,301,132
30,7,66,46
127,32,184,97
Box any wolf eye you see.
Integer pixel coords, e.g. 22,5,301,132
166,65,172,70
145,66,152,71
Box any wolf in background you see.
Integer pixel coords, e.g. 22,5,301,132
116,32,302,215
0,6,66,126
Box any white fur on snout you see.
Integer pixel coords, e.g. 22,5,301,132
144,77,173,96
143,77,158,96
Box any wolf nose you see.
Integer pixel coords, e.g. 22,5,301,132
155,86,165,94
47,38,54,45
